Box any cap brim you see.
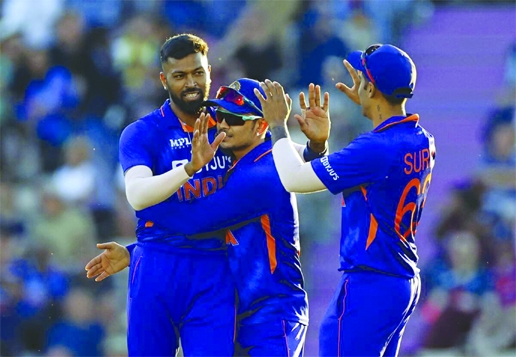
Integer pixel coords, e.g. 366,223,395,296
203,99,261,116
347,51,366,73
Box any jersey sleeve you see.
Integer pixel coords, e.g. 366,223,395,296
126,242,137,257
140,164,283,235
311,134,391,194
119,120,156,173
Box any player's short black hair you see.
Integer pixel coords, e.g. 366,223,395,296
160,34,209,63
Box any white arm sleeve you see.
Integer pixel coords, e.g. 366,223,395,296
272,138,327,193
291,142,308,162
124,165,191,211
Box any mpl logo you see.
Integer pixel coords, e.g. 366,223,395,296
169,137,191,149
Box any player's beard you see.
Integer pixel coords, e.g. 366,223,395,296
169,83,210,115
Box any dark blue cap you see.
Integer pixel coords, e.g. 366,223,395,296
347,44,417,98
204,78,265,116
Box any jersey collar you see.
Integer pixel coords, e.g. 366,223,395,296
159,99,217,132
226,140,272,174
373,114,419,133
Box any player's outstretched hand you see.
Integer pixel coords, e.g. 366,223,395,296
336,60,361,105
295,83,330,150
85,242,130,282
254,79,292,128
185,113,226,176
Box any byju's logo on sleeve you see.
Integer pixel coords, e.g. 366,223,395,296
169,137,192,149
321,156,339,180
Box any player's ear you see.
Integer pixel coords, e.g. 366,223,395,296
206,65,212,85
257,119,268,136
368,82,376,98
159,72,167,90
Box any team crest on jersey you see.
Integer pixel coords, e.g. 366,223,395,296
229,80,241,91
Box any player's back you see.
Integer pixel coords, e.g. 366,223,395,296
313,114,435,278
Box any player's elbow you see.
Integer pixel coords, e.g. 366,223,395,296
126,189,148,211
278,176,298,193
127,196,144,211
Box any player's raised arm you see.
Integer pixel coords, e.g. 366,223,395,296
254,80,328,193
123,113,224,211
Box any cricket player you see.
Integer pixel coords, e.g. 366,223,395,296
113,33,235,356
140,78,330,356
255,44,436,357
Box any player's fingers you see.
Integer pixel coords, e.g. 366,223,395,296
95,271,110,282
192,129,200,145
315,85,322,108
286,93,292,111
335,82,352,94
194,117,201,135
343,60,359,84
273,81,285,98
85,260,102,272
299,92,307,110
86,264,103,278
264,79,277,97
199,115,206,135
96,242,114,250
254,87,267,103
87,271,101,279
323,92,330,113
87,262,103,272
203,113,210,134
294,114,307,130
258,82,268,99
85,256,101,270
211,132,226,149
308,83,316,109
87,269,101,279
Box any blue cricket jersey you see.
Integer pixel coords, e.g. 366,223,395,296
140,140,309,325
119,99,232,251
311,114,436,278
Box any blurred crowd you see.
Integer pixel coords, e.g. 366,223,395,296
413,40,516,356
0,0,514,356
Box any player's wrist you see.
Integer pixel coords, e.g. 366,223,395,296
303,140,328,161
184,162,197,177
270,125,289,145
123,248,130,268
308,140,328,155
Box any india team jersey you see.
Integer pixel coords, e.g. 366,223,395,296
119,99,232,250
140,140,309,325
311,114,436,278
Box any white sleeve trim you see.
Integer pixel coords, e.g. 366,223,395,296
272,138,327,193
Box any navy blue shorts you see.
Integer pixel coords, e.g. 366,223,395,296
319,271,420,357
127,242,236,356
